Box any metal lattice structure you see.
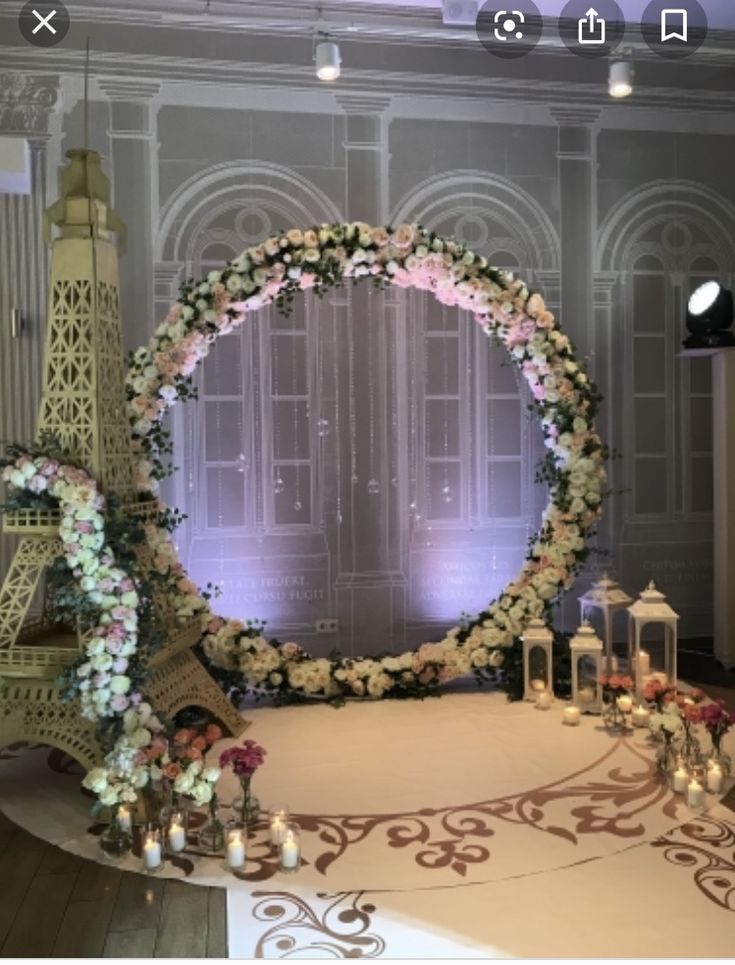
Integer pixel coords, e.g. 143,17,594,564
0,148,247,770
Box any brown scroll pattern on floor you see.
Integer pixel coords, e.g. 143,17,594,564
250,890,386,959
73,739,679,881
652,816,735,911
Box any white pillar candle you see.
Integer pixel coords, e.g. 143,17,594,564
563,706,581,725
672,766,689,793
143,838,162,870
687,779,704,809
280,830,300,870
706,765,724,794
578,686,595,705
637,651,651,677
117,806,132,833
227,832,246,869
617,695,633,713
270,816,286,846
531,678,546,693
168,822,186,853
631,705,650,728
609,655,619,673
536,691,553,709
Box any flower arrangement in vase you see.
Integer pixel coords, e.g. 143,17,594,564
642,677,677,714
648,703,682,775
700,699,733,776
219,739,267,830
676,689,706,766
598,673,634,730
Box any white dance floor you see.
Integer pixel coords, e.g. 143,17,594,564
1,687,733,957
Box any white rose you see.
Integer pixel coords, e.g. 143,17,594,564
128,727,152,748
82,767,108,793
98,785,119,806
110,675,131,695
203,766,221,784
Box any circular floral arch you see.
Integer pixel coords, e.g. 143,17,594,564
3,221,606,803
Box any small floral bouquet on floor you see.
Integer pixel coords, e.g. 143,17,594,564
219,739,267,827
598,673,635,730
169,724,223,807
642,677,677,713
676,689,706,765
700,699,733,775
649,702,682,774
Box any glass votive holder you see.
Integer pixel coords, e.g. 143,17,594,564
706,759,725,794
116,804,133,834
279,822,301,874
686,765,706,810
166,810,187,853
670,756,689,794
142,825,164,873
268,806,290,849
99,806,132,859
225,821,247,870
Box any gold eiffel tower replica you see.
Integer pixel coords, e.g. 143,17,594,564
0,148,246,770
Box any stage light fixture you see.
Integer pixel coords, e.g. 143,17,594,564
315,40,341,81
683,280,735,348
609,58,634,98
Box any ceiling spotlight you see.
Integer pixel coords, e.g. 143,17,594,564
684,280,735,348
315,40,341,81
609,58,634,98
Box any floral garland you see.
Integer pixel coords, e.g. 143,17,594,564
1,221,607,804
125,221,607,700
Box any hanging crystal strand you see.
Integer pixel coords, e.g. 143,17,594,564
333,300,342,528
291,308,303,514
424,294,432,530
466,308,474,532
488,337,497,580
408,294,419,529
272,312,285,497
390,294,399,494
348,286,357,490
367,284,380,496
441,302,452,508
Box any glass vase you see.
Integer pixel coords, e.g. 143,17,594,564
99,805,132,859
198,796,225,853
709,737,732,778
231,776,260,829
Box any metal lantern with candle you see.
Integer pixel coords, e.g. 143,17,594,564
627,581,679,700
279,822,302,873
579,573,633,675
569,622,604,714
521,619,554,702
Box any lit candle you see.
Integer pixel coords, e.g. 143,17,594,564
617,695,633,714
280,829,300,870
636,651,651,677
563,706,581,726
578,686,595,705
672,766,688,793
270,815,286,847
226,830,246,869
531,678,546,693
536,691,553,709
687,779,704,809
167,821,186,853
143,835,162,871
631,705,650,728
706,764,724,794
117,806,132,833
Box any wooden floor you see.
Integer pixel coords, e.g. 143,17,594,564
0,810,227,959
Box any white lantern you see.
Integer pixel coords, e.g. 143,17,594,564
627,581,679,700
569,622,604,714
579,573,633,675
521,619,554,701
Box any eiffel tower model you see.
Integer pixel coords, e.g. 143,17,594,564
0,148,246,770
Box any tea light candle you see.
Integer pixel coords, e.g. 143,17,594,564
563,706,581,726
707,764,724,794
672,765,688,793
617,695,633,714
578,686,595,705
117,806,132,833
143,834,162,871
631,705,650,728
226,830,246,869
531,678,546,693
280,829,300,871
536,691,553,710
687,778,704,809
168,820,186,853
